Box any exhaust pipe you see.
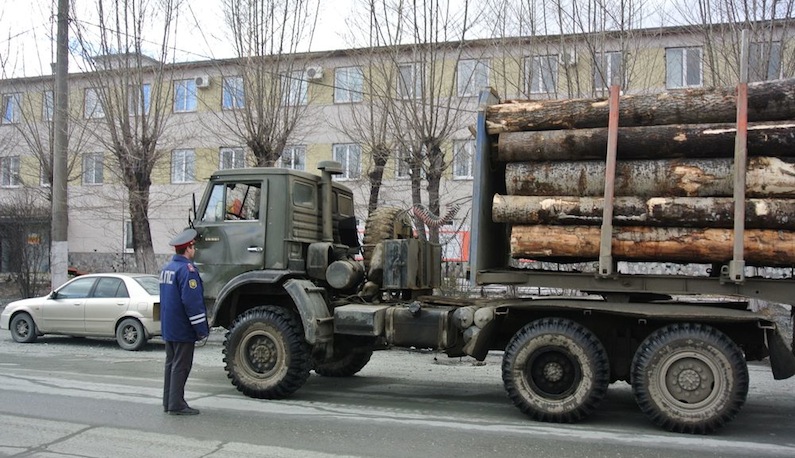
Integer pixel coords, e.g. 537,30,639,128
317,161,343,242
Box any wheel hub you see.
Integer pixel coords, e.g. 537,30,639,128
543,361,564,382
123,327,137,343
526,347,580,398
16,321,29,336
246,336,278,373
661,354,717,405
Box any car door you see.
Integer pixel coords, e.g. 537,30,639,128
83,277,130,335
40,277,97,333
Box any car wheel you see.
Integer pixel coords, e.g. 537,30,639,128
10,313,38,343
116,318,147,351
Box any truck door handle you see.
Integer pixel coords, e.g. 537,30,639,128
247,246,263,253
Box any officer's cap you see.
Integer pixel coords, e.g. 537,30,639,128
169,228,197,250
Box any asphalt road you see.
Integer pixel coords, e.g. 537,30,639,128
0,330,794,458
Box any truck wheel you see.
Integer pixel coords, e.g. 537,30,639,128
10,313,38,343
313,350,373,377
223,306,311,399
362,207,413,270
502,317,609,423
631,323,748,434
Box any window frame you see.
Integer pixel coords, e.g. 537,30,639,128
2,93,22,124
282,71,308,106
457,59,489,97
397,63,423,100
666,46,703,89
527,55,558,94
128,83,151,116
452,140,475,180
219,147,246,170
84,88,105,119
124,221,134,253
222,76,245,110
278,145,307,170
43,90,54,121
82,153,104,185
0,156,21,188
333,143,361,180
593,51,624,91
749,41,782,82
171,149,196,184
173,79,198,113
334,66,364,103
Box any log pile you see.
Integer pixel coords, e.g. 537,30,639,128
490,78,795,266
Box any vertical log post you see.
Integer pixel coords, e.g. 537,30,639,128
729,30,749,283
599,85,621,276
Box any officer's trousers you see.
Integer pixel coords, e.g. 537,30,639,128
163,340,195,411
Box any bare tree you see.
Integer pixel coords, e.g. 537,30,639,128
211,0,321,167
69,0,179,273
0,190,50,298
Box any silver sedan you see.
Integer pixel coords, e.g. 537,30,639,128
0,273,161,351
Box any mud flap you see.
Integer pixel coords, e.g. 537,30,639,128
462,320,496,361
767,328,795,380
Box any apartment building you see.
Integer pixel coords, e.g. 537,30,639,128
0,23,791,274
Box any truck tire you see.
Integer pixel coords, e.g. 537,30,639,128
631,323,748,434
313,350,373,377
10,313,38,343
502,317,609,423
223,306,311,399
362,207,413,270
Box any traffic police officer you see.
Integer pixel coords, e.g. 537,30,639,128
159,228,209,415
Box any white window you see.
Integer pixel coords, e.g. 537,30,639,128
220,147,245,169
457,59,489,97
749,41,782,82
128,84,151,116
594,51,623,91
222,76,245,110
174,79,197,112
396,148,411,179
333,143,361,180
40,163,50,187
278,145,306,170
82,153,104,185
84,88,105,119
527,55,558,94
334,66,364,103
0,156,21,187
666,47,702,89
282,71,308,106
453,140,474,180
397,63,422,99
43,90,54,121
124,221,134,253
171,149,195,183
2,93,21,124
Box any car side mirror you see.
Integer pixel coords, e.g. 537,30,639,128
49,291,59,299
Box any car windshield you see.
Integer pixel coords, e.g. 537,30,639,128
134,276,161,295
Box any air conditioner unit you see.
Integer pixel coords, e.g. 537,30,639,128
305,66,324,80
195,75,211,88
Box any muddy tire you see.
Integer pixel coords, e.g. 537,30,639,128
314,350,373,377
10,313,38,343
502,317,610,423
223,306,311,399
631,323,748,434
362,207,413,271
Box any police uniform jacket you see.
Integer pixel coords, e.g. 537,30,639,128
159,254,210,342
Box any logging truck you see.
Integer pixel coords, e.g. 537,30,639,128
188,79,795,435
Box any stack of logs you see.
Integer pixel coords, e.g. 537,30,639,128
486,78,795,266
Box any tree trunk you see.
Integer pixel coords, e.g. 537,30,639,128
505,157,795,198
496,122,795,162
492,194,795,230
509,225,795,266
486,77,795,134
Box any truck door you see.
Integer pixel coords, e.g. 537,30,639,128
193,180,266,303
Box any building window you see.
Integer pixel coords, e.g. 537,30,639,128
84,88,105,119
282,71,308,106
222,76,245,110
749,41,782,82
527,55,558,94
2,93,21,124
397,63,422,99
0,156,21,187
333,143,361,180
334,66,364,103
396,148,411,179
278,145,306,170
43,90,54,121
457,59,489,97
124,221,134,252
220,147,245,170
172,149,195,183
40,163,51,187
666,47,702,89
174,79,198,112
594,51,623,91
453,140,474,180
128,84,151,116
82,153,104,185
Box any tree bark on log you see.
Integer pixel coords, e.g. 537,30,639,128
486,78,795,134
496,122,795,162
506,157,795,198
493,194,795,230
510,225,795,266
